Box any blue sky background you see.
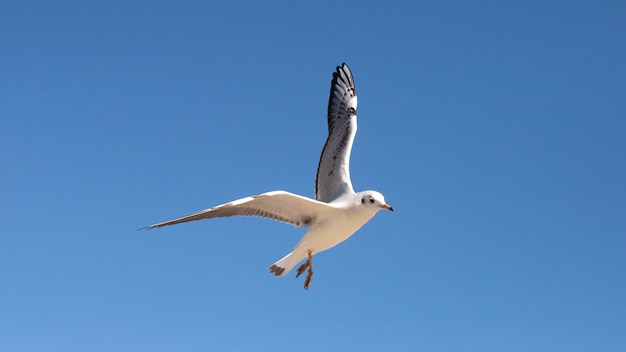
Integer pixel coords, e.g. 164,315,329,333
1,1,625,351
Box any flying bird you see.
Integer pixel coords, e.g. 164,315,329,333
143,63,393,289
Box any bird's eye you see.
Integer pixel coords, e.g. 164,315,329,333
369,197,375,204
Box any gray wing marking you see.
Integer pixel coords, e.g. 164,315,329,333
315,63,358,202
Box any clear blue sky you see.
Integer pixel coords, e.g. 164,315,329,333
1,1,625,351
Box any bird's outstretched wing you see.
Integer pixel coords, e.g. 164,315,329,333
141,191,334,229
315,63,358,203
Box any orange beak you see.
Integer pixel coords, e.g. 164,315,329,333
380,204,394,211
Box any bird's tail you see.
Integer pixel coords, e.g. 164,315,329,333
269,252,303,277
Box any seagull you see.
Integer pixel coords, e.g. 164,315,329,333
143,63,393,289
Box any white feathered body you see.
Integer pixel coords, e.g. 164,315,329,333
270,193,380,276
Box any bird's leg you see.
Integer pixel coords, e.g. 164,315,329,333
303,250,313,290
296,258,310,278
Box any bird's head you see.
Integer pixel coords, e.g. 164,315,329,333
360,191,394,212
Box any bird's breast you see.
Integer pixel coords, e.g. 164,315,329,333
298,208,376,254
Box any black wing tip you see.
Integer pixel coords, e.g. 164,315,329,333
331,63,355,91
333,63,352,79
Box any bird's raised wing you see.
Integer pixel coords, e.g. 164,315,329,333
315,63,358,203
142,191,334,229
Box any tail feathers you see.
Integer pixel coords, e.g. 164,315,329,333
269,252,303,277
